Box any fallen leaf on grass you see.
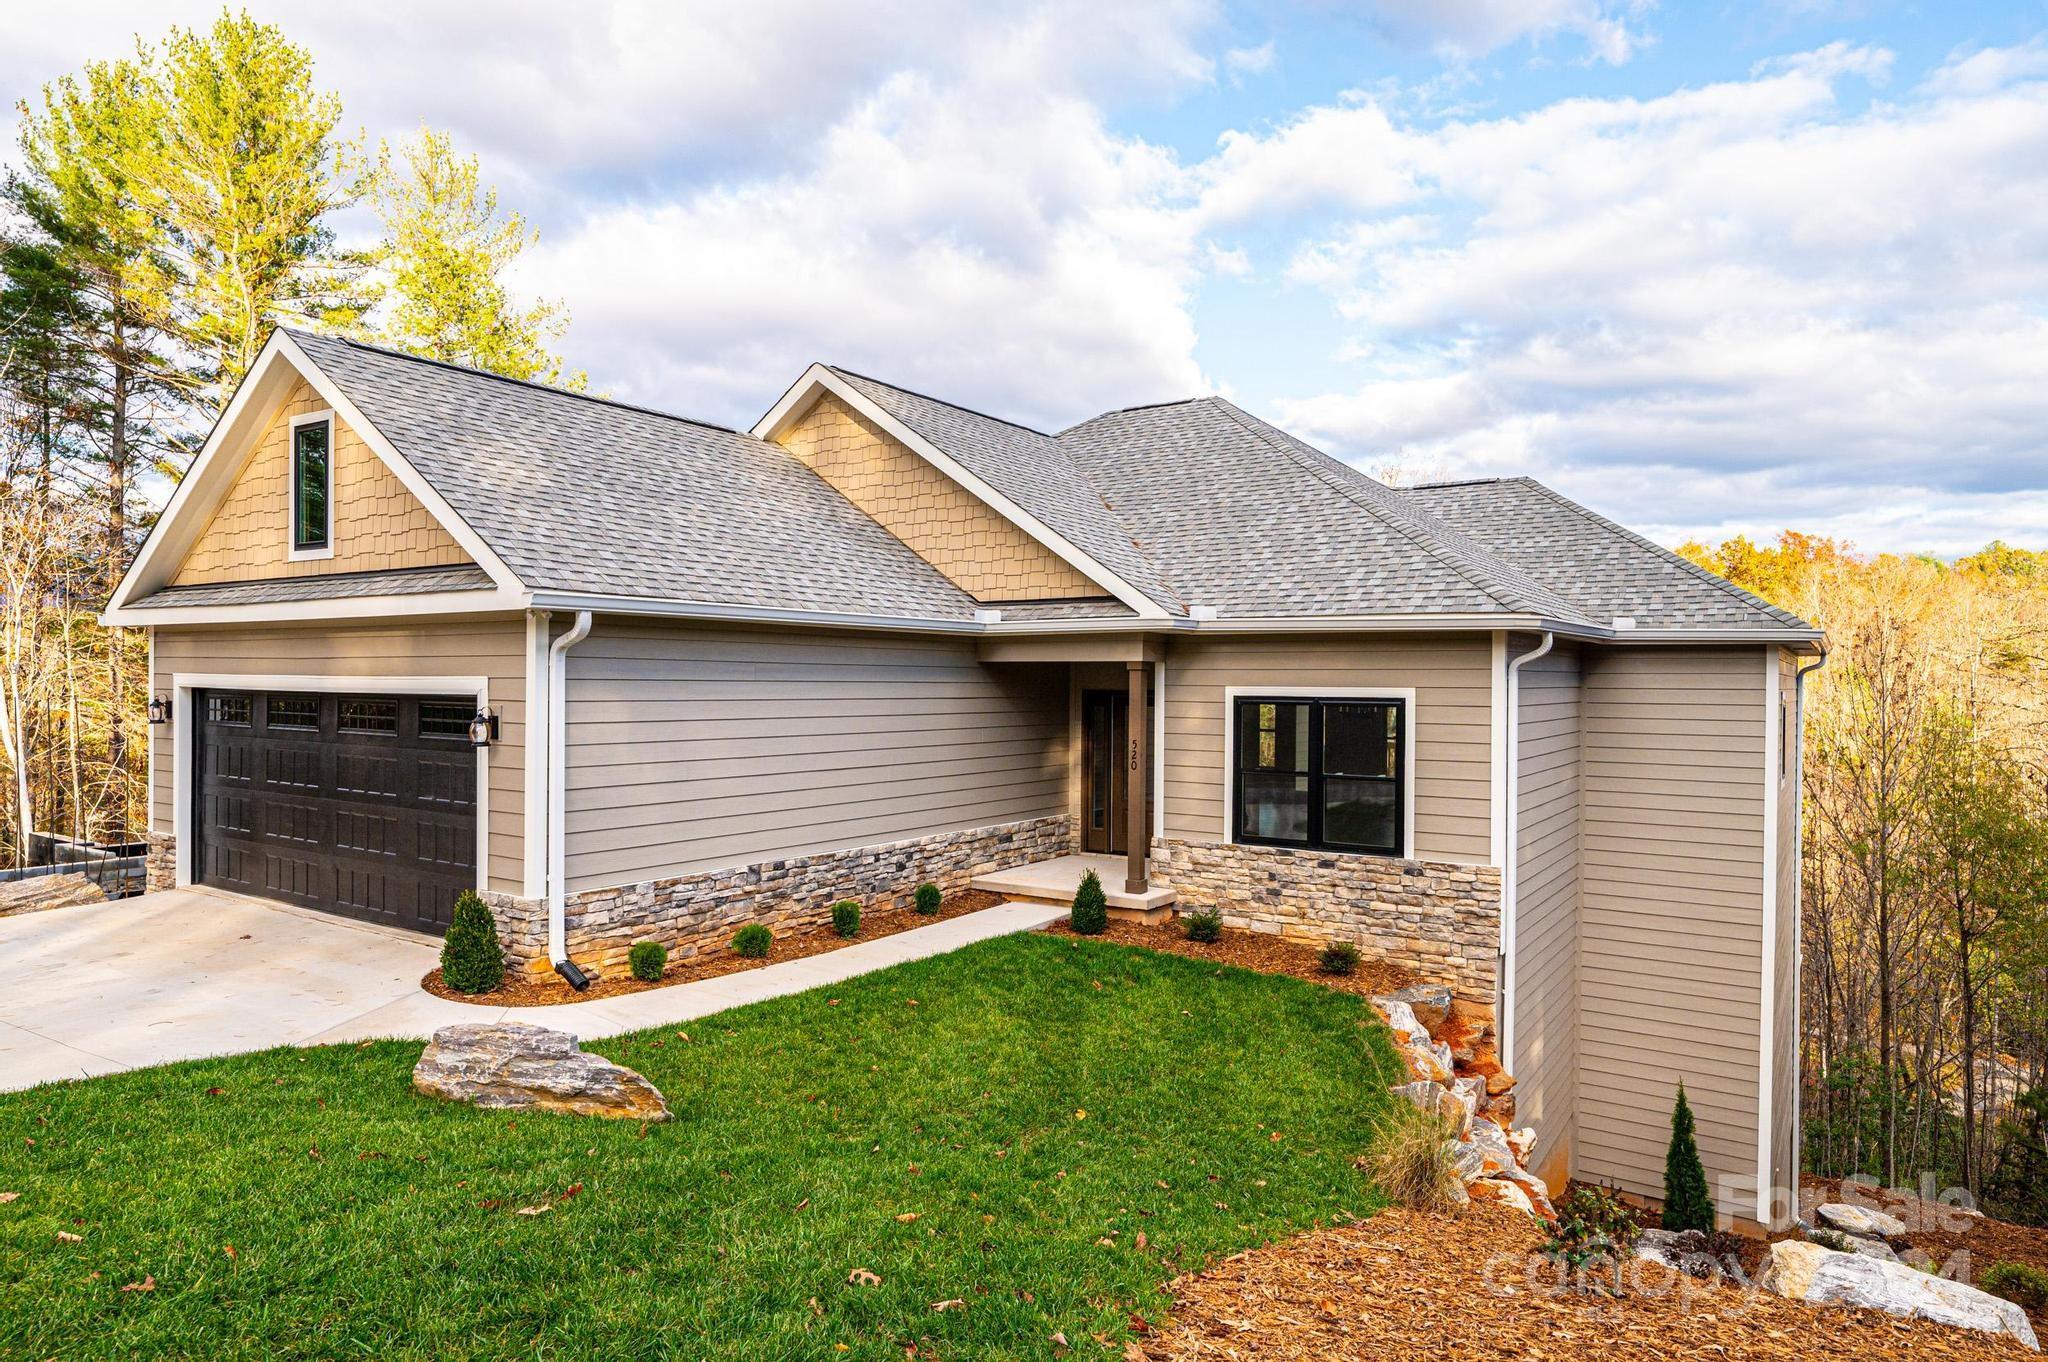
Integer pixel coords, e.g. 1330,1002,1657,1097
121,1276,155,1293
0,1191,18,1203
895,1212,920,1223
793,1198,810,1212
514,1204,552,1216
1136,1231,1148,1250
1050,1331,1070,1351
223,1245,236,1260
848,1268,882,1286
1075,1109,1087,1121
931,1298,965,1312
808,1297,824,1316
55,1231,83,1243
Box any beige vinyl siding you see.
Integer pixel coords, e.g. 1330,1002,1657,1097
1512,639,1580,1187
775,392,1101,602
1771,648,1801,1220
560,619,1069,892
1159,633,1494,865
171,376,472,584
149,618,527,894
1576,644,1768,1211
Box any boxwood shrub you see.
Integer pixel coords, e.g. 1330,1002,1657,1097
732,924,773,958
440,891,505,994
1319,940,1361,976
628,940,668,982
1070,869,1108,935
914,882,943,915
831,899,861,938
1182,909,1223,943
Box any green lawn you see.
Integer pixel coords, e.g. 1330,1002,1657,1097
0,932,1400,1360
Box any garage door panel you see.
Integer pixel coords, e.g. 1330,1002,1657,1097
197,689,477,935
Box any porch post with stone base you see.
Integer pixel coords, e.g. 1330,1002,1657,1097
1126,659,1149,895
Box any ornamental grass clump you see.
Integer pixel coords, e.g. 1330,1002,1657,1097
440,891,504,994
831,900,861,938
1182,909,1223,943
1661,1083,1716,1232
732,924,772,958
1361,1101,1465,1213
914,882,943,915
1070,869,1108,935
628,941,668,982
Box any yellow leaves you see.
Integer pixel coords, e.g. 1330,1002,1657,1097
1074,1109,1088,1121
894,1212,920,1223
513,1204,552,1216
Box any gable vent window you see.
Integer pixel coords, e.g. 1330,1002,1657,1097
290,413,333,556
1233,696,1405,857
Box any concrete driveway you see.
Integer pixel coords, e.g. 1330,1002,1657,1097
0,888,1065,1092
0,889,474,1091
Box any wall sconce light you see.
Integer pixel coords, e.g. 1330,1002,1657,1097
468,708,499,749
147,694,173,725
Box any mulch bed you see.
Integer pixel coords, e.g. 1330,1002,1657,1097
1803,1173,2048,1337
1044,917,1417,998
1138,1204,2036,1360
421,889,1006,1006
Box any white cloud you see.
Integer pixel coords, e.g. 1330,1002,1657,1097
1920,37,2048,98
1224,40,1276,81
1349,0,1653,66
1211,43,2048,553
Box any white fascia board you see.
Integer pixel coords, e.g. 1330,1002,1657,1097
753,365,1170,621
273,332,523,594
103,587,531,628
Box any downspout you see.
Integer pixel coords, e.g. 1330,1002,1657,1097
547,610,594,988
1789,646,1828,1213
1499,630,1555,1071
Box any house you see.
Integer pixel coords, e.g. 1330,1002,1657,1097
103,328,1823,1230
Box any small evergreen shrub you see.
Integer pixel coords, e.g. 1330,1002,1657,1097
1319,941,1361,975
1070,869,1108,935
1361,1102,1465,1213
831,899,862,938
440,890,505,994
1182,909,1223,943
914,882,943,915
627,941,668,982
1544,1184,1642,1294
1661,1083,1717,1232
732,924,773,958
1981,1262,2048,1312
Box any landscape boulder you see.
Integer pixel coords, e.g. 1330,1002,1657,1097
0,873,106,917
413,1022,670,1122
1370,997,1425,1043
1815,1202,1908,1240
1392,1080,1472,1136
1760,1241,2038,1350
1385,983,1454,1034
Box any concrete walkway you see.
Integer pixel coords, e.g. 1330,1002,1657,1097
0,888,1064,1092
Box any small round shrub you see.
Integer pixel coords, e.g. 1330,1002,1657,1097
1071,868,1108,935
1544,1184,1642,1293
1319,940,1361,975
914,881,943,915
732,924,773,958
440,890,505,994
1182,909,1223,943
1982,1262,2048,1313
831,899,862,938
628,940,668,982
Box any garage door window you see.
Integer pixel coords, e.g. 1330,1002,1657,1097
207,694,251,725
267,695,319,729
340,699,398,734
419,701,474,738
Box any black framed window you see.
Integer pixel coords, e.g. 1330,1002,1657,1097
419,702,474,739
1233,696,1404,856
292,417,331,551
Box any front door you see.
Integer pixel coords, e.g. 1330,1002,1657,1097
1081,689,1128,855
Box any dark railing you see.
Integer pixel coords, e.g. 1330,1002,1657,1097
0,833,147,898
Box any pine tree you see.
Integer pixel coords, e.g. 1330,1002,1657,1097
1071,869,1108,935
371,127,582,388
440,891,505,994
1662,1082,1716,1232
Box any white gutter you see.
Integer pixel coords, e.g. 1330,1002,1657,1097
1498,629,1554,1071
546,610,594,982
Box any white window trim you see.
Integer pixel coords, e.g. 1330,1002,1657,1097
286,409,336,562
170,672,492,899
1221,684,1419,861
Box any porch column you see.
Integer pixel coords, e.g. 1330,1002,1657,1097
1126,659,1149,894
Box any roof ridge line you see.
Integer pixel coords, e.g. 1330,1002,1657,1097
1511,478,1809,627
1203,398,1555,619
1057,395,1207,434
827,365,1053,437
285,326,747,438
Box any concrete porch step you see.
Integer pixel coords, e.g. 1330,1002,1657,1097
971,854,1179,924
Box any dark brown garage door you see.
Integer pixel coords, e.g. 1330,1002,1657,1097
195,690,479,934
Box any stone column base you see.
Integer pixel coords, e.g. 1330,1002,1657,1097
145,831,177,894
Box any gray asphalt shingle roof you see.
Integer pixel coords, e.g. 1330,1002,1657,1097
1404,477,1812,631
130,564,495,608
288,332,978,619
139,330,1815,639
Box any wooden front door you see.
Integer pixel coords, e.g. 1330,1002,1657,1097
1081,689,1128,856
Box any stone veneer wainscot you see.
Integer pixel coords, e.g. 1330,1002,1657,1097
145,830,178,894
1148,838,1502,1001
487,815,1076,974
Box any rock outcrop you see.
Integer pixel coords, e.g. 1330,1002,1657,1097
1760,1240,2038,1350
1815,1202,1909,1240
413,1023,671,1122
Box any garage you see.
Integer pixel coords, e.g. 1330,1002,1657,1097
194,689,479,934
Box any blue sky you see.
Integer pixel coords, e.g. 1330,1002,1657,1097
10,1,2048,554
